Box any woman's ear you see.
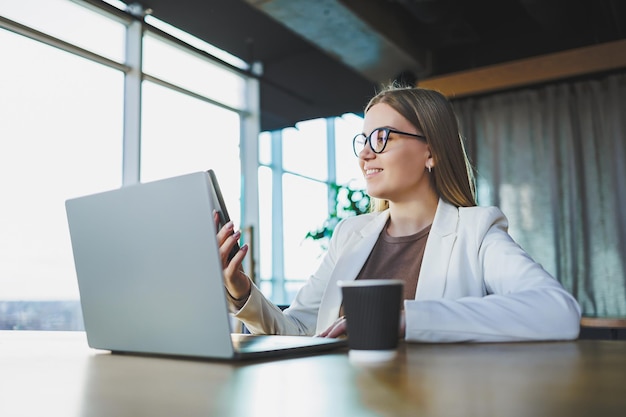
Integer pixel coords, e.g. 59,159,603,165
426,150,435,171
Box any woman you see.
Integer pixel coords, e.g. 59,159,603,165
217,85,581,342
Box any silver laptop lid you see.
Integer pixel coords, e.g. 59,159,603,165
66,171,236,359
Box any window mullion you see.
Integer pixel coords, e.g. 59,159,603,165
271,130,286,304
326,117,337,213
122,18,143,185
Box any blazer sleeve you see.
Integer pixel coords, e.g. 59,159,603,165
404,207,581,343
231,215,353,336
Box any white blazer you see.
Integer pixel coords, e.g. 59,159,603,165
234,199,581,342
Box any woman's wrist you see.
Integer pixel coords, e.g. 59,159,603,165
226,273,252,306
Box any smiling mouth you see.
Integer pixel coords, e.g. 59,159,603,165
365,169,382,176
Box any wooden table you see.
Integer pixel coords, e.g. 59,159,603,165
1,331,625,417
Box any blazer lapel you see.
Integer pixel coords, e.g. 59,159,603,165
315,211,389,333
415,199,458,300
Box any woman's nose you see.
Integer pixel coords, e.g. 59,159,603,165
359,142,375,160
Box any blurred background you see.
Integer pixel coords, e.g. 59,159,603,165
1,0,624,336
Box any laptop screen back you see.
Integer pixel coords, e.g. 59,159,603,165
66,172,236,359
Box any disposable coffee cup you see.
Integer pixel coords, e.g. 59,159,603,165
338,279,404,364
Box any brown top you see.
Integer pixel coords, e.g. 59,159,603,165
356,221,431,302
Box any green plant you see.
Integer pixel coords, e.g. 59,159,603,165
305,183,370,248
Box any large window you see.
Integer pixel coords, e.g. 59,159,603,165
140,82,242,223
140,28,246,224
257,114,364,304
0,4,125,302
0,0,126,62
0,0,362,326
0,0,250,329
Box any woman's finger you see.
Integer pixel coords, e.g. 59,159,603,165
219,230,240,266
216,220,235,247
224,243,248,277
213,210,220,232
319,316,347,338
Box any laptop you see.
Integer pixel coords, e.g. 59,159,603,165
65,170,346,360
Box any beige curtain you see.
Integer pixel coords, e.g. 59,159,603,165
454,72,626,317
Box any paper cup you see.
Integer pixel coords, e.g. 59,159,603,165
338,279,403,364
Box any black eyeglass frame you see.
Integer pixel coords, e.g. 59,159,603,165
352,127,426,157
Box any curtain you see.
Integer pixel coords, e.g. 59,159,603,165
454,72,626,317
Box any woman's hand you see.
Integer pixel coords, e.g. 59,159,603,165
318,316,347,338
214,211,250,300
318,311,406,339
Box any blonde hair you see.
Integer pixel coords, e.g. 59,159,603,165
365,85,476,211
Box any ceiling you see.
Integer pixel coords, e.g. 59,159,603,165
116,0,626,131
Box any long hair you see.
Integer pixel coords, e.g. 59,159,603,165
366,85,476,211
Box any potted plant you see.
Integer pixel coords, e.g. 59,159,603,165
305,183,370,249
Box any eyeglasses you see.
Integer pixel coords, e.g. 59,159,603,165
352,127,426,157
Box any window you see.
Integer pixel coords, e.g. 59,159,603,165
282,118,329,180
141,81,242,224
258,114,364,304
0,0,126,63
140,23,247,226
0,0,252,329
0,9,124,303
143,32,246,110
335,113,366,187
0,0,360,324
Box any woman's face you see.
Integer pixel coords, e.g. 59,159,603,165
358,103,433,203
